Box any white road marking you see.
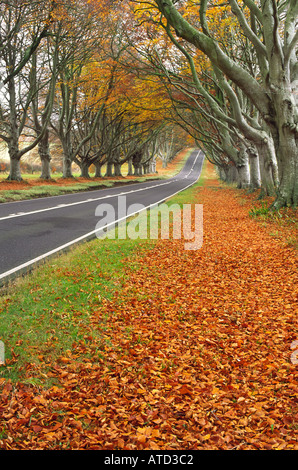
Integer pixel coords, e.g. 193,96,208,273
0,152,202,281
0,178,179,222
0,154,199,222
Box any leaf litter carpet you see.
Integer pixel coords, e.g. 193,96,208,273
0,165,297,450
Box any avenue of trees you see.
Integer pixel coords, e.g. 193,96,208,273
128,0,297,208
0,0,188,181
0,0,297,208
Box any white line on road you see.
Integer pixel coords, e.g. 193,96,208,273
0,155,198,222
0,178,178,222
0,152,202,282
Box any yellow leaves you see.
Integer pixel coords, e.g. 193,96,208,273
136,426,160,443
290,339,298,365
33,395,47,406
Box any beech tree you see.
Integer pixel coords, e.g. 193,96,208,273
153,31,279,193
130,0,297,207
116,3,255,187
0,0,57,180
0,0,56,89
27,31,62,180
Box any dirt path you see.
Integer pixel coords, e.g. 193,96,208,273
0,162,297,450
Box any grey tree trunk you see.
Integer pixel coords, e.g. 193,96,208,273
274,119,298,207
247,146,261,191
62,136,73,178
38,131,52,179
261,0,298,207
40,157,51,180
94,162,102,178
63,155,73,178
149,158,156,173
133,164,142,176
143,163,149,174
7,121,22,181
255,142,278,198
7,156,22,181
105,161,114,177
226,165,238,184
114,162,122,177
237,163,250,189
127,158,133,176
6,75,22,181
218,165,227,181
80,161,90,178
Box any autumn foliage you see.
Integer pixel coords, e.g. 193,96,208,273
0,162,297,450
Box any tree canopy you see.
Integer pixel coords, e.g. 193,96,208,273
0,0,297,207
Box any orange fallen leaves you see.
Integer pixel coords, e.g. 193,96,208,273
0,162,297,450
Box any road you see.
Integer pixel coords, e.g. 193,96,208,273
0,149,204,284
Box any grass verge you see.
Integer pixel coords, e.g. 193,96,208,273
0,177,158,203
0,237,154,386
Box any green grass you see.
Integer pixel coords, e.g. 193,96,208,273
0,237,155,385
0,174,181,204
0,157,206,385
0,177,161,203
249,201,270,218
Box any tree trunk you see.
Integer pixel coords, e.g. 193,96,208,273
235,142,250,188
149,159,156,173
237,163,250,189
133,164,142,176
247,147,261,191
63,155,73,178
256,142,277,198
114,162,122,177
38,130,52,180
274,133,298,208
80,161,90,178
127,158,133,176
7,132,22,181
6,75,22,181
218,165,227,181
105,161,114,177
226,165,238,184
40,158,51,180
261,0,298,207
273,122,298,208
61,134,73,178
7,156,22,181
94,161,102,178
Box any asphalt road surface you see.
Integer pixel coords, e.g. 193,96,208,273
0,149,204,284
